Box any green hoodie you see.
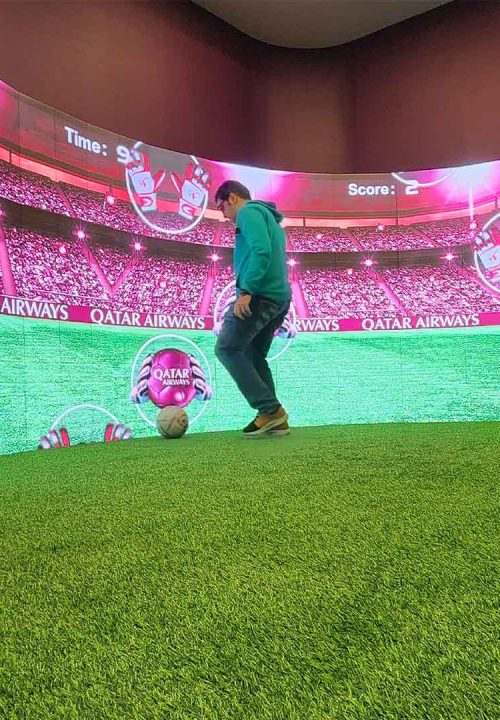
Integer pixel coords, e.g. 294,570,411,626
234,200,291,303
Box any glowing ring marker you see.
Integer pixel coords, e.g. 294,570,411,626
391,168,456,189
130,334,213,429
51,403,120,430
126,143,208,236
473,211,500,296
212,280,297,361
213,280,238,325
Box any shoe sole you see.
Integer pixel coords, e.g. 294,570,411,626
243,413,289,438
268,428,291,436
244,430,290,439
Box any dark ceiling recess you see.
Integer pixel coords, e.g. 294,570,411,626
190,0,451,49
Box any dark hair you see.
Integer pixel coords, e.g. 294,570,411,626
215,180,251,204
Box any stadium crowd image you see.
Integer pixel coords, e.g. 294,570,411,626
0,2,498,719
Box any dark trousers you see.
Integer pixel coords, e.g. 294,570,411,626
215,297,290,415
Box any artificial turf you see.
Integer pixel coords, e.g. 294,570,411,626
0,422,498,719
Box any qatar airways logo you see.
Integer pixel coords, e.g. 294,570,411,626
152,366,190,387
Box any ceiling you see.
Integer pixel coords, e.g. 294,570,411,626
190,0,452,49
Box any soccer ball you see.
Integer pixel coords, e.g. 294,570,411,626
156,406,189,439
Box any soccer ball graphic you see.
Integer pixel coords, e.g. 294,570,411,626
147,348,197,408
131,346,212,410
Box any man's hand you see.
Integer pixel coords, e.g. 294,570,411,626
234,294,252,320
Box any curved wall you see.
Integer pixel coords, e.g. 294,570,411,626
0,1,500,174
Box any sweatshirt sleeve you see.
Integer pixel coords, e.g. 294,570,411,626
237,208,272,294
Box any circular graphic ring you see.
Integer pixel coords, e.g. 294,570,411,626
213,280,297,361
130,334,213,429
473,211,500,296
51,403,119,430
391,168,456,189
126,144,208,236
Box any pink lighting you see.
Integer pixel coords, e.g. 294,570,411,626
316,233,323,240
347,268,353,275
288,258,297,267
106,193,116,206
59,245,67,255
210,253,220,262
364,259,373,267
377,224,385,231
444,252,455,261
214,161,286,199
76,229,85,240
133,241,143,252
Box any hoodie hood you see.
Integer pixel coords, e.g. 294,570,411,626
245,200,283,224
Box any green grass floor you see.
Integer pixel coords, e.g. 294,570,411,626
0,422,499,720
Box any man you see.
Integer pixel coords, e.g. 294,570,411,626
214,180,292,438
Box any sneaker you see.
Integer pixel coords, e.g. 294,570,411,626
242,407,288,438
243,416,260,433
268,421,290,437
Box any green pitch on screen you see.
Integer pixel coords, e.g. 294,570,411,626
1,314,499,455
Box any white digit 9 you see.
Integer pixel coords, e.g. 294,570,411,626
116,145,133,165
